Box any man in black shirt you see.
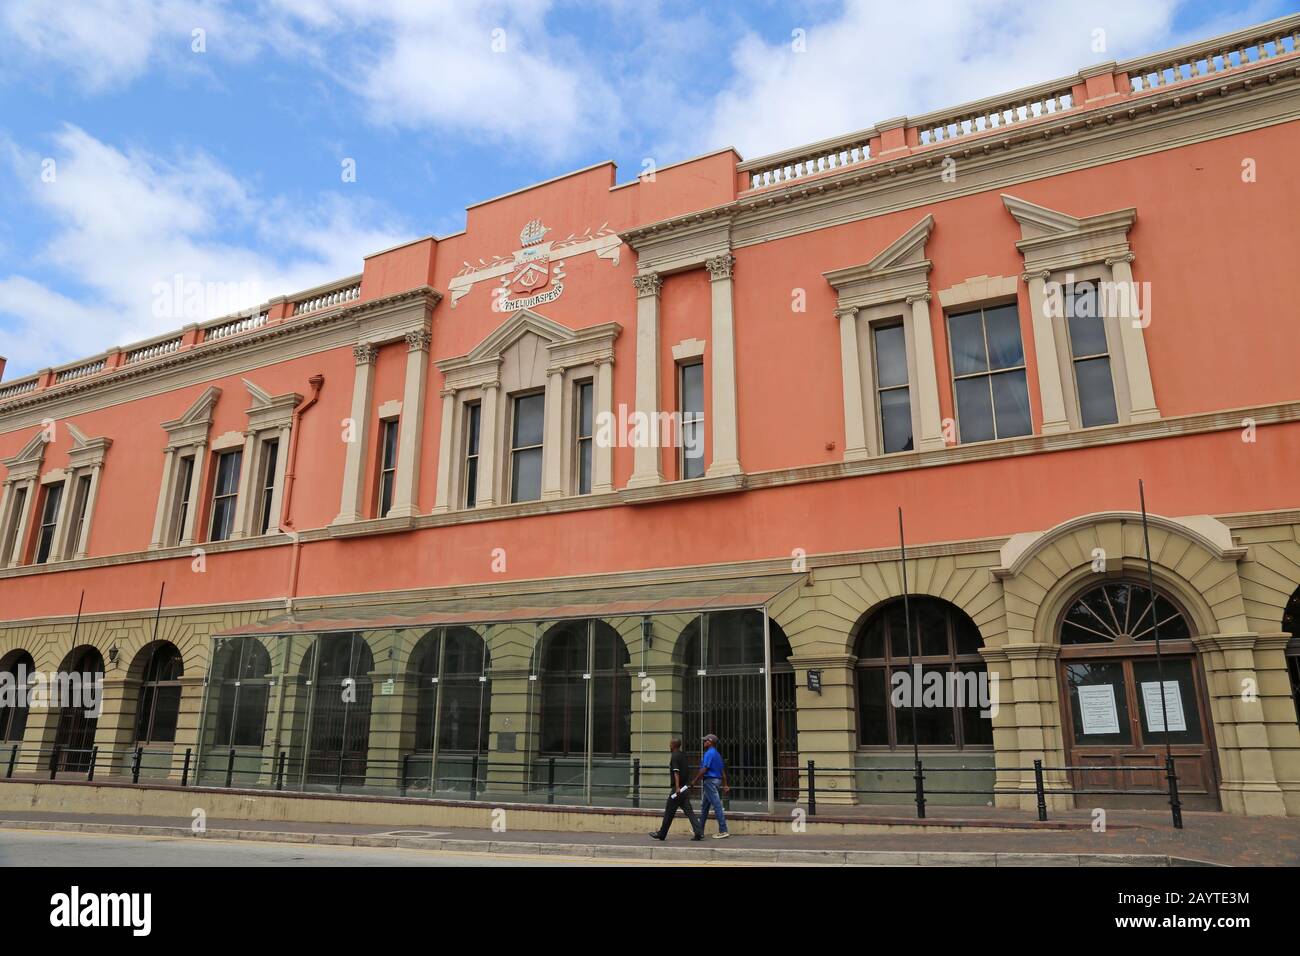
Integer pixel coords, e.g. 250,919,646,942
649,738,702,841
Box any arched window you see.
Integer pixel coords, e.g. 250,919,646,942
1282,587,1299,730
303,633,375,786
853,597,991,749
411,627,490,753
133,642,184,745
539,621,629,757
212,638,272,748
678,610,797,801
0,649,35,743
53,646,104,772
1060,580,1192,645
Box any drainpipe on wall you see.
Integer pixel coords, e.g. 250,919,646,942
280,374,324,613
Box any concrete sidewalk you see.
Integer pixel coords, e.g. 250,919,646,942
2,808,1297,865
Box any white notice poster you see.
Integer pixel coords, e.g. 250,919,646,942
1077,684,1121,735
1141,680,1187,733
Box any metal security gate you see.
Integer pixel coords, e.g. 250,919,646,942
302,634,374,789
53,647,104,773
682,610,797,805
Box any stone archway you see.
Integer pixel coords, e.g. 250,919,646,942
995,510,1289,817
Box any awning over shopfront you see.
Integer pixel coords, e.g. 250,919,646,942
214,572,807,638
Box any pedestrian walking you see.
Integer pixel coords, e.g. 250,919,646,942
648,738,702,841
690,733,730,839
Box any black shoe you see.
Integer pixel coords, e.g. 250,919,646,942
691,833,704,841
649,832,665,841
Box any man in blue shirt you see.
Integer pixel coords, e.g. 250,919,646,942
690,733,730,839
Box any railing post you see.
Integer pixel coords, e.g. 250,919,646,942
6,744,16,779
181,749,192,787
131,746,143,784
1033,759,1048,822
49,745,61,780
87,747,99,782
807,760,817,817
632,758,640,809
470,755,479,800
913,758,926,819
1165,754,1183,830
547,757,556,805
225,748,236,788
401,754,410,797
276,751,287,791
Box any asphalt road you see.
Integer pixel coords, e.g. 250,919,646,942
0,829,683,867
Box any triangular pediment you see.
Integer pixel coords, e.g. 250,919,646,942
466,309,575,363
65,422,112,468
1001,195,1084,240
163,384,222,431
1,428,50,469
863,214,935,271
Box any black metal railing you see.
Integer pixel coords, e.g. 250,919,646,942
0,744,1184,829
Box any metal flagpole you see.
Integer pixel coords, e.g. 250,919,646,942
1139,479,1182,829
898,507,925,819
71,590,85,646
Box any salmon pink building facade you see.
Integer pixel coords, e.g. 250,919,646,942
1,16,1299,817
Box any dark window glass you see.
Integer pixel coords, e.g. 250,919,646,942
52,647,104,771
411,627,490,754
135,643,183,744
172,456,194,546
212,638,272,748
1065,660,1132,746
510,393,544,503
853,597,989,749
208,450,242,542
539,622,629,757
377,419,399,517
949,304,1032,442
680,362,704,479
873,323,912,453
0,650,35,742
1067,282,1119,427
1060,582,1191,645
464,403,481,508
35,482,64,563
576,380,593,494
257,440,279,535
1,487,25,564
1132,658,1204,745
66,473,92,559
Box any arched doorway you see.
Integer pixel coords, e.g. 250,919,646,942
301,633,374,789
1057,579,1219,809
132,642,184,747
1283,587,1300,730
53,646,104,773
410,626,490,791
678,610,796,803
0,649,35,745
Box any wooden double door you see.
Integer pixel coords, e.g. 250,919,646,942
1059,648,1219,810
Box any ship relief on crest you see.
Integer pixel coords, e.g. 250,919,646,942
448,219,622,311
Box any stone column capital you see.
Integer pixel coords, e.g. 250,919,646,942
1105,252,1136,267
405,329,432,352
353,343,378,365
1020,270,1051,283
705,254,735,281
905,292,932,305
632,272,662,298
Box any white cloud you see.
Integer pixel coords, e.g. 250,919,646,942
691,0,1181,160
0,126,412,377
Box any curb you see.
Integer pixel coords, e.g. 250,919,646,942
0,819,1212,866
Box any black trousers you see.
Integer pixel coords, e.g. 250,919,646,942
656,790,701,838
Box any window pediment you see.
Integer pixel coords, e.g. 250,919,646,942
822,214,934,308
1002,194,1136,273
1,429,50,482
162,384,221,449
243,378,301,434
65,423,112,471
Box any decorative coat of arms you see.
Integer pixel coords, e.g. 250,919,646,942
448,219,622,311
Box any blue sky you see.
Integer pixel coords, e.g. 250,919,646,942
0,0,1288,378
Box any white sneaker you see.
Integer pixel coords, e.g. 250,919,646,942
713,832,730,840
